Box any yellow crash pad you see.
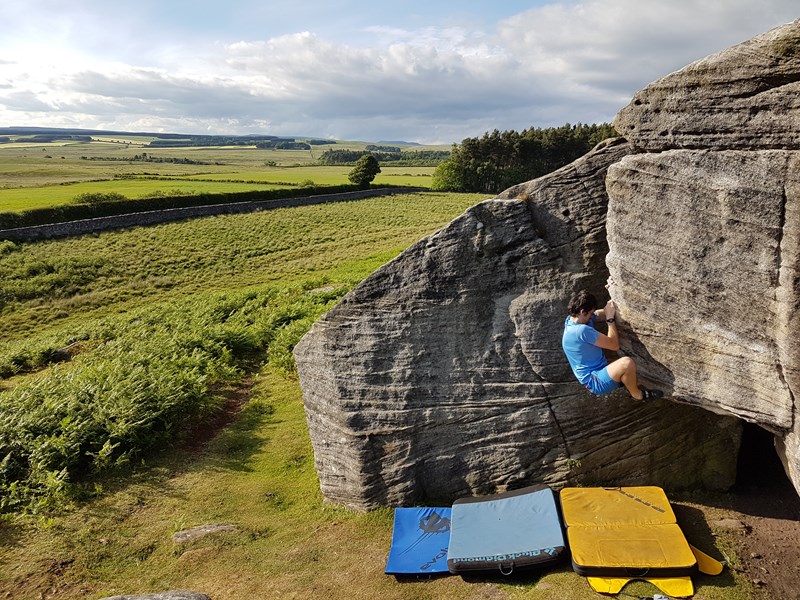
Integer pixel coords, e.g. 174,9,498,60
690,544,724,576
560,487,696,578
561,486,676,526
587,576,694,597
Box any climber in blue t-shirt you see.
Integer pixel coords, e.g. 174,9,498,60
562,286,664,401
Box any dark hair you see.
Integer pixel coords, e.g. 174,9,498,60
567,289,597,316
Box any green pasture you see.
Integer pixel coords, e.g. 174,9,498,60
0,140,436,213
0,191,485,356
0,179,299,212
0,190,753,599
177,165,434,187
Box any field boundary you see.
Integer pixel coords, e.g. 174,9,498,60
0,187,425,241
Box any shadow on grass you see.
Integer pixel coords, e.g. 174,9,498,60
391,562,559,590
0,518,24,548
199,399,280,474
674,502,739,594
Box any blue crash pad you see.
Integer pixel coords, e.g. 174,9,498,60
447,485,565,574
385,507,452,575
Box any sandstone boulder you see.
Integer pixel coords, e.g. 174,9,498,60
297,21,800,512
295,139,740,511
607,19,800,495
615,19,800,151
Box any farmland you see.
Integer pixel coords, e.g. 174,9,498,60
0,136,441,213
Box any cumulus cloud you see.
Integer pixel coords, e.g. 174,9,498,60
0,0,797,142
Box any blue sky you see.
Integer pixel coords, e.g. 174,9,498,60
0,1,797,144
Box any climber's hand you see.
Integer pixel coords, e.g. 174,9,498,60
603,300,616,320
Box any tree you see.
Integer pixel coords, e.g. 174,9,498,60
430,160,465,191
348,154,381,188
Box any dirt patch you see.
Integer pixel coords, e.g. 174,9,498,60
177,377,254,453
722,463,800,598
678,422,800,600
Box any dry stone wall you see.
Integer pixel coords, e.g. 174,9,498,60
0,188,419,241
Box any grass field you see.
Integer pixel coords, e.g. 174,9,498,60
0,188,752,599
0,138,437,213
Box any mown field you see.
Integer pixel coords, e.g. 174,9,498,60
0,138,438,213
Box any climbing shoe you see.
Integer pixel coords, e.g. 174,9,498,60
641,388,664,401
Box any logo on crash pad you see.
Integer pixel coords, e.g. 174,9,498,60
399,511,451,557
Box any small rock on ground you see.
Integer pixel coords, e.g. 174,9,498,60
99,591,211,600
709,518,750,532
172,523,237,544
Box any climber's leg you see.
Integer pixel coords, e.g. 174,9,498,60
607,356,644,400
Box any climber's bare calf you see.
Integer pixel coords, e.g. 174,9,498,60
606,356,644,400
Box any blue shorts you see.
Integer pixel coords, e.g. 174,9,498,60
584,367,623,395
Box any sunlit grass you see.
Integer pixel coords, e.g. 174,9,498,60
0,193,483,509
0,192,481,339
0,144,435,212
0,179,303,212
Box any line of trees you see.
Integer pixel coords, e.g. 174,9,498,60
365,144,401,153
431,123,617,194
318,149,450,166
3,134,93,143
80,154,212,165
147,135,292,148
255,140,311,150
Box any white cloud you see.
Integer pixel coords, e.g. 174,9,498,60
0,1,797,143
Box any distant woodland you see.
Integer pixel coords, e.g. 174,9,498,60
315,123,617,193
432,123,617,193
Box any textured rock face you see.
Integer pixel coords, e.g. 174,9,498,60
296,139,741,511
607,20,800,494
297,21,800,511
615,19,800,151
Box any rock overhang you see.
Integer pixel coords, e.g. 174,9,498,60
607,19,800,494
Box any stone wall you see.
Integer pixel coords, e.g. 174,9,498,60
0,187,422,241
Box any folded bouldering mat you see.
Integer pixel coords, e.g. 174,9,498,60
560,486,722,597
385,507,452,575
447,485,565,575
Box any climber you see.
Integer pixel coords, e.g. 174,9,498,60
562,284,664,401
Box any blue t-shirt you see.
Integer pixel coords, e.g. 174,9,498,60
562,315,607,386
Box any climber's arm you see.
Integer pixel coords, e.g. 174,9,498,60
594,322,620,351
593,300,619,350
595,299,615,323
